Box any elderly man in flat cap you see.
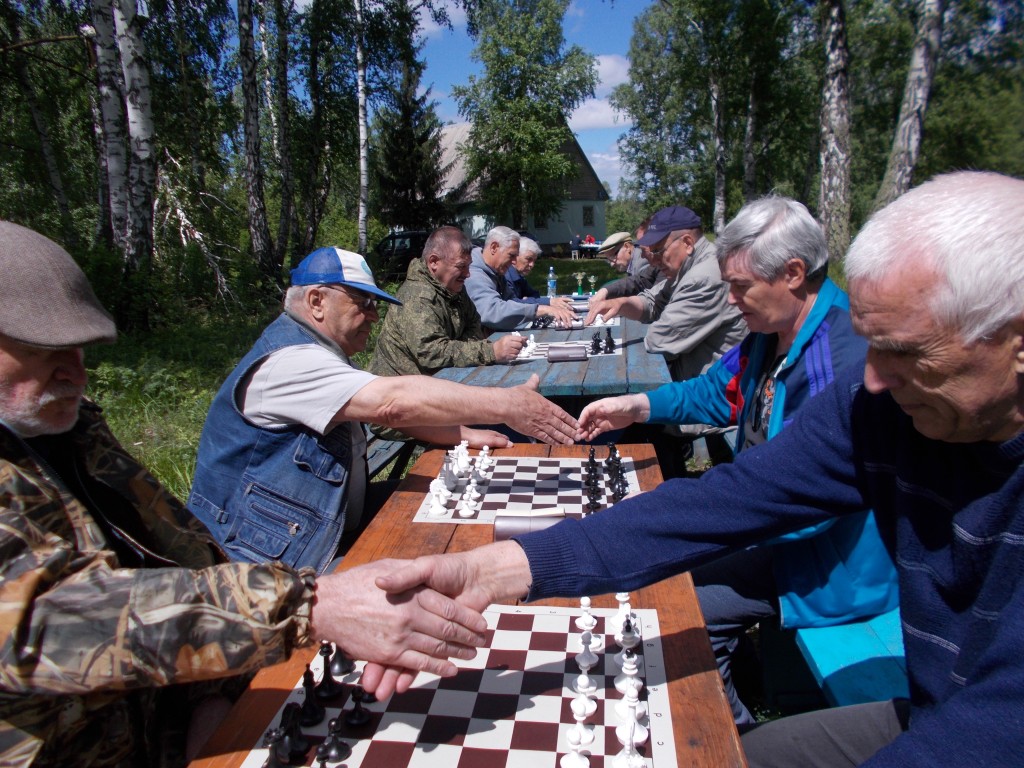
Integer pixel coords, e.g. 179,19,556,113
0,221,490,767
188,242,578,574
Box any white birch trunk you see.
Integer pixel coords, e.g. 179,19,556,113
355,0,369,256
710,73,727,235
89,0,130,255
873,0,944,211
818,0,851,263
112,0,156,270
238,0,275,277
743,82,757,202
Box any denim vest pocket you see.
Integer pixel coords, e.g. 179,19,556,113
228,482,342,566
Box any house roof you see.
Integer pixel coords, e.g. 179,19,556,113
439,122,609,204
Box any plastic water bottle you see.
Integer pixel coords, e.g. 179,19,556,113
547,266,557,298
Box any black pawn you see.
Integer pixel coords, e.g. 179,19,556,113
300,666,326,726
262,727,288,768
344,686,372,727
330,645,355,678
591,332,602,355
320,719,353,762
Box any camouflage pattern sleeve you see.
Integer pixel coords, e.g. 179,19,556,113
0,407,317,696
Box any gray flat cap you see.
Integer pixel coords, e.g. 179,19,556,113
0,221,117,347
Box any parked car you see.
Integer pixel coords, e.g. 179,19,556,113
372,230,429,280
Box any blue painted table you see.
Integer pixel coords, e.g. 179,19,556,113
434,316,671,399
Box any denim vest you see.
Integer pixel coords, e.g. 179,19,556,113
187,313,355,573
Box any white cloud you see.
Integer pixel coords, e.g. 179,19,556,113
589,148,626,197
417,0,468,40
594,54,630,99
569,98,632,132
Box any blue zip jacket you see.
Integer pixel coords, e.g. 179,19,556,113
645,279,898,627
188,313,357,573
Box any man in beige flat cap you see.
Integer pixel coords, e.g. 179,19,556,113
0,221,489,767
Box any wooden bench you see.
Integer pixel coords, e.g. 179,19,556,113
793,608,909,707
364,426,419,482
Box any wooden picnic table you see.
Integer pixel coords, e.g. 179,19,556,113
434,315,671,400
189,443,747,768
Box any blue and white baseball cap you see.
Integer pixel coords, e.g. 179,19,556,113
290,247,401,305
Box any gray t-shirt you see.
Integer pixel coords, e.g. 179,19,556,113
240,344,376,530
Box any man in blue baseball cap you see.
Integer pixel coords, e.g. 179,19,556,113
188,247,579,573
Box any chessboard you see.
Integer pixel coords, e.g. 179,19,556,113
238,602,676,768
413,447,639,525
514,340,623,361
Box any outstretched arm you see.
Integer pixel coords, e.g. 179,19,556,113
339,373,578,445
577,393,651,442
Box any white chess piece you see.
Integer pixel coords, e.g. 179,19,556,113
614,649,644,696
465,478,482,501
560,727,591,768
615,684,649,747
611,592,631,630
575,596,597,632
614,617,641,667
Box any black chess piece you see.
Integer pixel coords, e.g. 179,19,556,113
278,702,311,762
315,642,345,700
603,327,615,353
330,645,355,678
320,719,353,762
591,332,602,355
344,686,372,727
300,666,326,726
262,727,289,768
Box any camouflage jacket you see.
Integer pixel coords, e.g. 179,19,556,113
0,400,316,767
369,257,495,377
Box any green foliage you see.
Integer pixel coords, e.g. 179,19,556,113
85,311,273,499
454,0,597,228
371,59,460,229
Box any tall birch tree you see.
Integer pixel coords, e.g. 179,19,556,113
873,0,944,211
818,0,851,262
238,0,275,281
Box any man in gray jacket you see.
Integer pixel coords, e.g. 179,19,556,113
465,226,576,331
586,205,746,382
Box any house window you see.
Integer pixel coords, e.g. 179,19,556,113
583,206,594,227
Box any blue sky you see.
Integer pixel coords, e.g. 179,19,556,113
416,1,648,196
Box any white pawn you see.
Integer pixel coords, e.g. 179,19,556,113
560,727,590,768
615,684,649,747
575,596,597,632
458,493,479,518
478,445,493,468
465,478,482,501
575,631,598,672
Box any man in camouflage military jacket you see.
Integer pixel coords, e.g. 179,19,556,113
370,226,526,376
0,221,488,767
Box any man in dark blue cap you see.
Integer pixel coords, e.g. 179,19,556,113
586,206,746,384
188,247,579,573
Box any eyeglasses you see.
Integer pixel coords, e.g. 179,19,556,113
321,285,379,310
648,235,683,259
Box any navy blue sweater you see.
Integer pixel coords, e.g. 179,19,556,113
517,363,1024,765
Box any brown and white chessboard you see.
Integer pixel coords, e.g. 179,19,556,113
413,455,640,525
238,604,675,768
